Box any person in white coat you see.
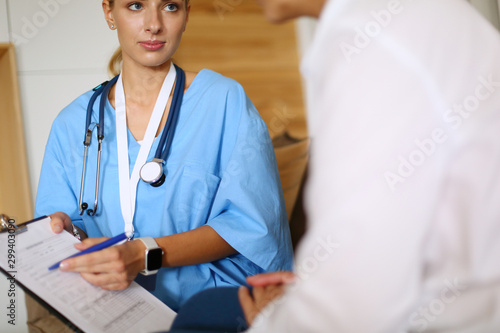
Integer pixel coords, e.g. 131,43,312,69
239,0,500,331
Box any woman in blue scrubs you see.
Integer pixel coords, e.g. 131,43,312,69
35,0,293,312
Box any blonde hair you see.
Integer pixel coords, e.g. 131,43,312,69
108,46,123,77
106,0,190,77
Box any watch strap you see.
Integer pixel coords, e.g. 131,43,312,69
138,236,159,250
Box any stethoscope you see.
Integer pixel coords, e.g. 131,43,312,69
78,65,185,216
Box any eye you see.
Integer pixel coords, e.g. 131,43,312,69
128,2,142,11
164,3,178,12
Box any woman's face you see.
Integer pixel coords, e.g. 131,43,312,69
103,0,190,70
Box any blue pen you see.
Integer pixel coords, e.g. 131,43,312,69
48,232,128,271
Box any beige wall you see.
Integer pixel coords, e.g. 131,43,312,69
0,0,8,42
4,0,118,204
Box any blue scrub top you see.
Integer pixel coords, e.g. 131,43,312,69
35,69,293,310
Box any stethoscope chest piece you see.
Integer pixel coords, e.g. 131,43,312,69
140,158,165,187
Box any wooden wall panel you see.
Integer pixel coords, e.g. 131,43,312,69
0,44,33,223
175,0,307,139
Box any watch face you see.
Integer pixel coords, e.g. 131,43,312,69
147,248,163,271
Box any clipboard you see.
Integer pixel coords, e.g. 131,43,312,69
0,214,46,235
0,264,84,332
0,214,176,333
0,214,83,331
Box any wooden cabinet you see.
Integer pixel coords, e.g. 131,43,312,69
0,43,33,223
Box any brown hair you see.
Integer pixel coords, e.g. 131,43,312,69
106,0,189,77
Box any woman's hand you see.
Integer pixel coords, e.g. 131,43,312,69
49,212,74,234
246,271,295,287
59,238,146,290
238,271,295,325
49,211,87,240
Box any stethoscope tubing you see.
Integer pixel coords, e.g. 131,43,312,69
79,66,184,216
156,64,185,162
79,76,118,215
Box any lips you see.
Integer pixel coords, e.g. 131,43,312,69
139,40,166,51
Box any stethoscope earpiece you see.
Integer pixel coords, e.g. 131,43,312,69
79,202,88,216
79,202,96,216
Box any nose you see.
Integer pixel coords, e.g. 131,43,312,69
145,8,162,34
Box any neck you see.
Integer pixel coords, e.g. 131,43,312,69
120,59,173,107
310,0,327,18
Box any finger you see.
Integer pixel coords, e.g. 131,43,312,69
80,272,131,290
61,258,125,274
247,271,295,287
49,216,65,234
238,286,258,326
252,286,266,303
49,212,72,233
60,246,122,272
250,286,283,313
264,284,286,300
100,283,131,291
253,286,278,305
74,237,110,250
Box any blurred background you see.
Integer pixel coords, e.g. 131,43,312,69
1,0,312,215
0,0,498,332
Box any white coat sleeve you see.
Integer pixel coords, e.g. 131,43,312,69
248,20,466,333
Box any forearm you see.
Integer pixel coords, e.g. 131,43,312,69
154,225,237,268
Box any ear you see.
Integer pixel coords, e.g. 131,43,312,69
183,2,191,32
102,0,115,29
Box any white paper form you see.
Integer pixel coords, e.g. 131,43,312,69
0,217,175,333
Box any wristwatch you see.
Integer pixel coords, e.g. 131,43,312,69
138,237,164,276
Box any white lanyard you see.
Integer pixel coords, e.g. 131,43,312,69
115,62,176,238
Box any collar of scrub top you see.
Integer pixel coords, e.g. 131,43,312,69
78,64,186,218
